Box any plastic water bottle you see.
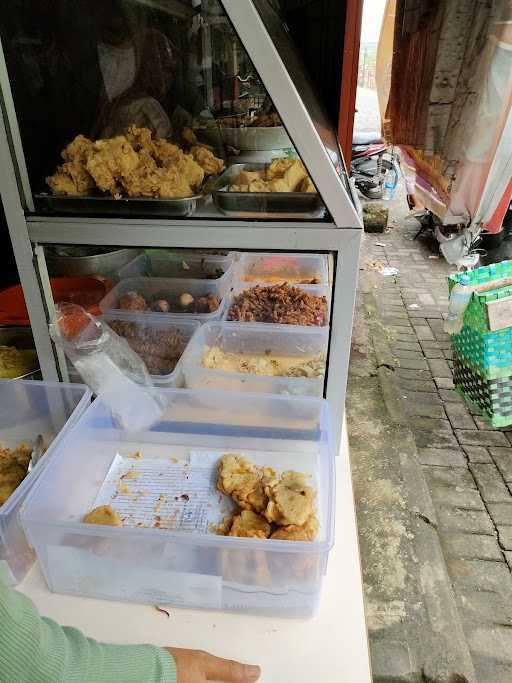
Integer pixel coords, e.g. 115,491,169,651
444,274,473,334
382,168,397,201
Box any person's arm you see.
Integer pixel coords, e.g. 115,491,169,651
0,577,176,682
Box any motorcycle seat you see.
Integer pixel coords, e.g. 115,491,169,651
352,131,383,145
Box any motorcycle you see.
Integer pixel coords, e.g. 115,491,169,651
351,131,399,200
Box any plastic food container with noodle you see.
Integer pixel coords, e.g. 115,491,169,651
21,389,335,618
181,321,328,397
223,280,331,327
0,380,91,585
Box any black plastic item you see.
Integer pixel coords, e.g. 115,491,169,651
480,230,506,251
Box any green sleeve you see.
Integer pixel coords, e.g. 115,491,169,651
0,577,177,683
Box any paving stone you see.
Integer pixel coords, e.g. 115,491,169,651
392,348,424,360
395,367,432,380
434,376,455,389
381,316,413,328
399,390,442,405
427,358,452,378
443,348,455,360
497,526,512,550
397,377,437,393
487,503,512,526
409,416,453,433
420,340,452,350
468,626,512,662
474,415,499,431
405,401,446,419
396,357,430,371
412,324,435,341
391,341,422,352
392,332,418,343
489,447,512,482
424,465,476,488
457,430,510,448
388,324,414,334
441,532,503,561
434,330,451,342
436,506,494,535
505,551,512,571
438,389,465,403
448,558,512,592
415,430,460,449
369,639,413,681
444,403,477,430
430,487,485,510
463,446,492,464
421,347,444,359
470,464,512,503
473,656,512,683
418,447,467,467
459,591,512,626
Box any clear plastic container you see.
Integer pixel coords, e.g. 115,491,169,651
182,322,328,397
119,251,234,283
223,280,331,327
100,277,229,322
237,252,329,285
101,313,200,387
0,380,91,585
21,390,335,618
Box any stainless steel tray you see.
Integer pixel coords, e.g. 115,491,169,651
212,164,325,219
34,193,202,218
45,246,140,278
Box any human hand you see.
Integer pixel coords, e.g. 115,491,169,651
167,648,261,683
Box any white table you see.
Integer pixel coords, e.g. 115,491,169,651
18,428,370,682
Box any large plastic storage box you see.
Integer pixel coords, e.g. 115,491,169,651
0,380,91,585
119,251,234,284
182,322,328,397
237,252,328,285
449,262,512,426
223,281,331,327
101,313,200,387
100,277,230,322
21,390,335,617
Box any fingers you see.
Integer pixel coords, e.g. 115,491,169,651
201,651,261,682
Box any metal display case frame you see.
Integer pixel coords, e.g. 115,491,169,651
0,0,362,450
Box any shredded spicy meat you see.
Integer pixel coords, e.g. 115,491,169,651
227,284,327,326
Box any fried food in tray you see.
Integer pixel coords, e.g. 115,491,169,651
215,454,319,543
227,283,328,326
117,289,220,316
47,126,225,200
0,443,33,506
228,158,317,194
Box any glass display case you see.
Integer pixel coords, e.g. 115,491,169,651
0,0,362,449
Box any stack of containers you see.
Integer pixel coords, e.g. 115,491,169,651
19,250,336,619
0,380,91,584
449,260,512,426
182,252,331,398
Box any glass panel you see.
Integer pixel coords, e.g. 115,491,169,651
0,0,332,222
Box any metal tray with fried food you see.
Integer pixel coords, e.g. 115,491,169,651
211,164,325,219
34,192,203,218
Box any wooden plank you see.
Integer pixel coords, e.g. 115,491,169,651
486,297,512,331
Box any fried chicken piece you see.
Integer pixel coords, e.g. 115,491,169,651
47,170,86,196
217,454,276,513
9,444,32,469
156,167,194,198
191,146,225,176
229,510,271,539
266,178,290,193
118,291,147,311
299,176,317,193
174,153,204,191
152,139,182,167
0,482,18,506
86,136,139,194
61,134,94,163
83,505,123,527
125,125,153,152
264,471,315,527
270,514,319,541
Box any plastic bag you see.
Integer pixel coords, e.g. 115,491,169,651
50,303,166,432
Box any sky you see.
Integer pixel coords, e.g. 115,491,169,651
361,0,387,44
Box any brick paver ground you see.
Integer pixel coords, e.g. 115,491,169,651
358,206,512,681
